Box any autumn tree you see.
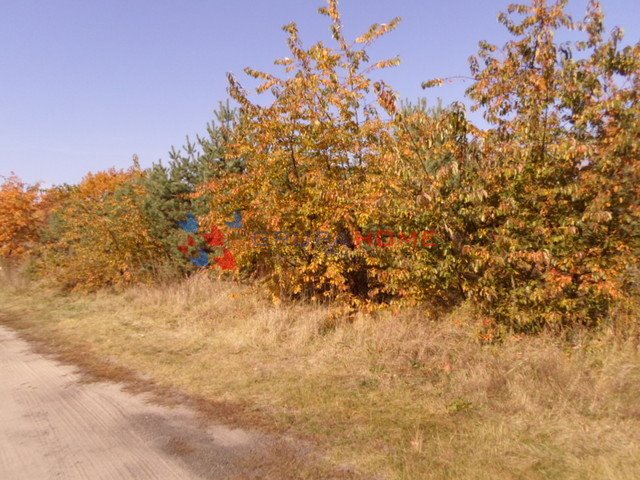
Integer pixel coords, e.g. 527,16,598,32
0,175,43,261
420,0,640,330
205,0,401,301
6,0,637,334
39,166,164,290
373,100,481,307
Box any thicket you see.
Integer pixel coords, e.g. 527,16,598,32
0,175,44,260
1,0,638,333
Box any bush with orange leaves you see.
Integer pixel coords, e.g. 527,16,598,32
38,166,165,291
0,175,43,262
204,0,401,304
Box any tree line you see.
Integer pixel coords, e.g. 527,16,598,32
1,0,638,334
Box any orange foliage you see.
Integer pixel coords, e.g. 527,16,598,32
38,167,164,290
0,175,43,260
204,0,400,302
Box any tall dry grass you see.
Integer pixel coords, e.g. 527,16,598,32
1,270,639,479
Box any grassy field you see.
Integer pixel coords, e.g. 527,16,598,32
1,269,639,479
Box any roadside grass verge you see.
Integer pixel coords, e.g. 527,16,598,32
1,270,639,479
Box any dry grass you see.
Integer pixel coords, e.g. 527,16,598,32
1,269,639,479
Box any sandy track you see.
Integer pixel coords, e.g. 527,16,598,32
0,325,265,480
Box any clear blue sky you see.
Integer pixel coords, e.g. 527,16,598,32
1,0,638,186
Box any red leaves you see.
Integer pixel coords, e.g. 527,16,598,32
177,235,197,254
177,227,237,271
214,248,237,270
203,226,225,247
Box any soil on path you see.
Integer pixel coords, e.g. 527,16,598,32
0,325,281,480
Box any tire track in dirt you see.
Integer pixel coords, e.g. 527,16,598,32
0,325,265,479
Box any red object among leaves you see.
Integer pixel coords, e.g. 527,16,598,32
178,235,197,255
215,248,237,270
203,226,225,247
177,228,236,270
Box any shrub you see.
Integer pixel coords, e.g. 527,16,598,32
204,0,401,303
38,166,164,290
423,0,640,330
0,175,43,261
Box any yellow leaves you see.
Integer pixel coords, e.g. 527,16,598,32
226,73,253,110
372,56,401,71
274,57,293,67
355,17,401,46
212,0,401,303
243,67,276,82
3,0,631,335
256,79,280,95
421,78,447,89
37,167,162,291
374,81,398,116
0,175,43,260
581,210,613,223
317,0,340,22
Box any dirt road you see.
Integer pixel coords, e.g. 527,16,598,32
0,325,265,479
